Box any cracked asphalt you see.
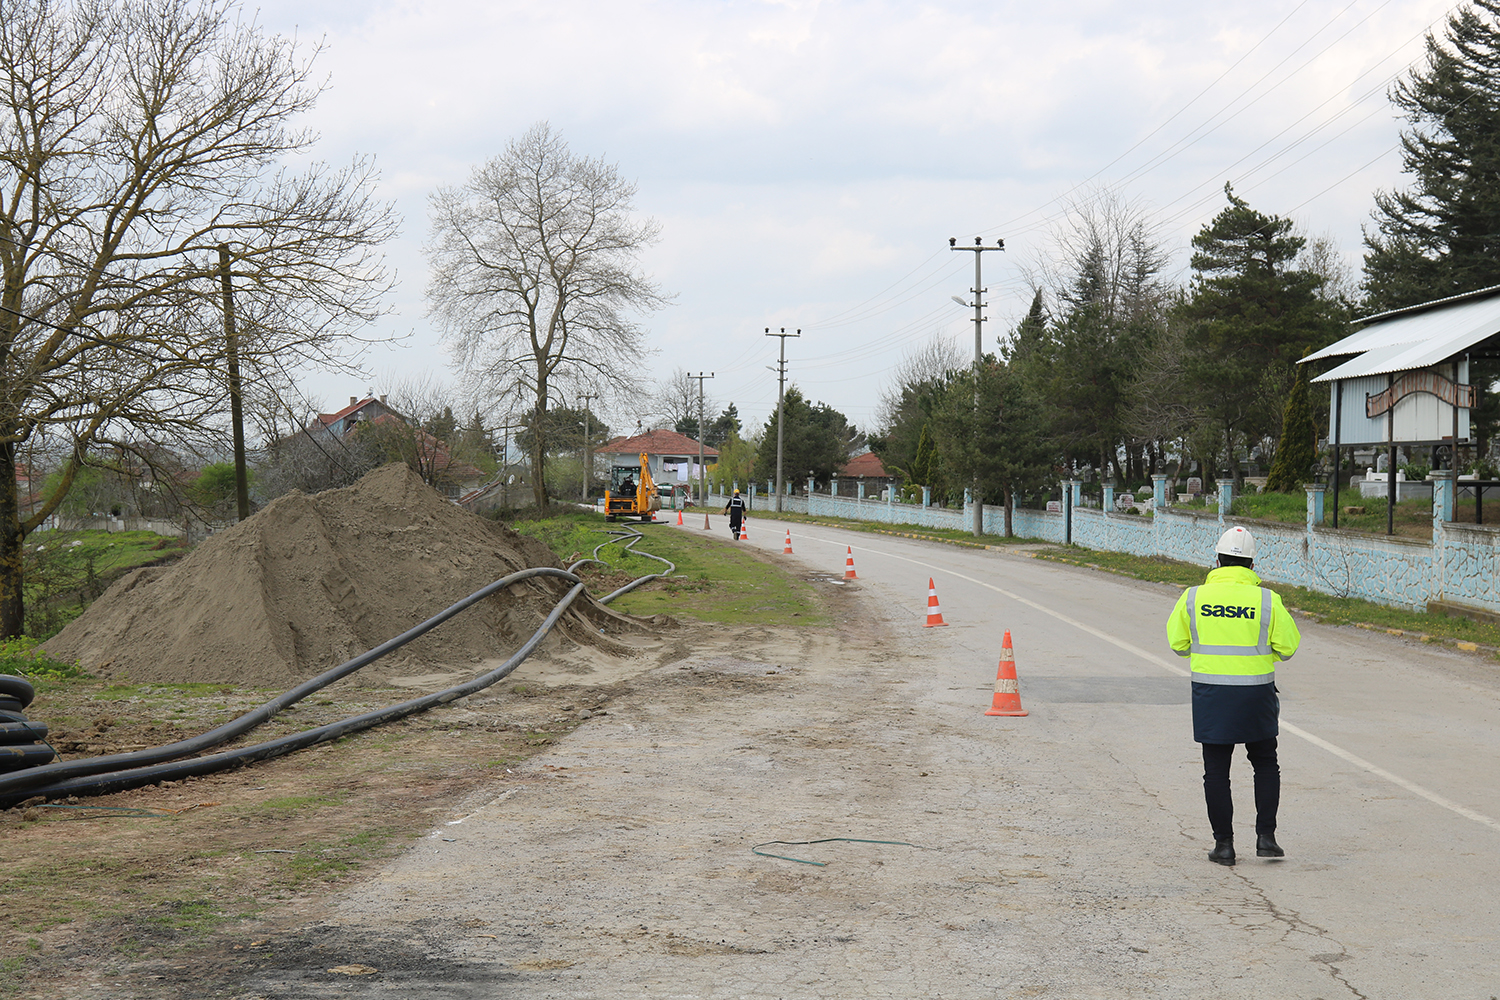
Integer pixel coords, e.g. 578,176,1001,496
282,521,1500,998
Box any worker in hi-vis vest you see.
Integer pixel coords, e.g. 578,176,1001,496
1167,525,1301,867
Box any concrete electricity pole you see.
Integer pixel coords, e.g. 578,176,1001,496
688,372,714,503
579,393,597,501
217,245,250,522
765,327,800,512
950,236,1005,537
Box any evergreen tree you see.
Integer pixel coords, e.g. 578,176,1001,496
751,387,855,488
1176,185,1346,480
928,358,1050,537
705,404,741,449
908,423,935,487
1263,361,1316,493
1364,1,1500,311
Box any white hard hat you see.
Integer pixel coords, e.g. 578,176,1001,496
1216,525,1256,560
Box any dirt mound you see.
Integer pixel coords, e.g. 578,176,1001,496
43,464,633,688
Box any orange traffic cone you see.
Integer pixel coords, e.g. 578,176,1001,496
984,631,1028,717
924,578,947,627
739,521,748,541
843,546,858,579
676,509,684,525
703,511,710,530
783,529,794,554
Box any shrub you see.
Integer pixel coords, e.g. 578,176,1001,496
0,636,87,680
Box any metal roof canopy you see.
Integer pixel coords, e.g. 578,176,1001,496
1298,286,1500,448
1305,283,1500,382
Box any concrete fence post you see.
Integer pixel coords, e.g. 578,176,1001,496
1103,482,1115,514
1306,483,1326,529
1152,473,1168,508
922,485,931,508
1218,478,1233,529
1433,472,1454,527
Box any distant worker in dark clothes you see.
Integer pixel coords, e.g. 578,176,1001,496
723,489,746,539
620,476,636,496
1166,525,1302,866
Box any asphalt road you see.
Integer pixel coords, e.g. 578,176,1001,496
294,515,1500,999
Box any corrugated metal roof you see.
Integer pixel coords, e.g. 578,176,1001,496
1306,289,1500,382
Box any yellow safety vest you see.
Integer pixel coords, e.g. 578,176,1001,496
1167,565,1300,685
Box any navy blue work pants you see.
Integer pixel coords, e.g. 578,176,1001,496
1202,737,1279,840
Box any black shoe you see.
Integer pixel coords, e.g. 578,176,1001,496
1256,834,1284,858
1209,839,1235,866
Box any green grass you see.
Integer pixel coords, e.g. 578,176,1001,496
141,899,230,938
737,507,1044,547
509,509,830,625
24,529,190,638
1032,544,1500,650
1230,490,1309,523
278,826,408,885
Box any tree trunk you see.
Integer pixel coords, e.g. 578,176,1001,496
1003,485,1014,538
0,442,25,637
532,385,548,509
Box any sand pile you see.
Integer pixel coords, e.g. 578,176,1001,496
44,464,630,688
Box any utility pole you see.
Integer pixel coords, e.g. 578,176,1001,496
217,244,250,522
950,236,1005,537
765,327,801,512
579,393,597,501
496,418,521,509
688,372,714,503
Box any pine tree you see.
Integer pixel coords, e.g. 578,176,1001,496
1264,362,1316,493
1176,185,1345,479
909,423,935,487
1364,0,1500,311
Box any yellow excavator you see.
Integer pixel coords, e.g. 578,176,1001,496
604,452,661,521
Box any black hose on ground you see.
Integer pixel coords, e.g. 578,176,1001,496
0,566,583,801
2,524,685,808
583,524,677,604
0,582,589,808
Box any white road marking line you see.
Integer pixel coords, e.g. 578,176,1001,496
800,531,1500,835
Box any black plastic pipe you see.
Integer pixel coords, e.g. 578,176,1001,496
0,566,582,799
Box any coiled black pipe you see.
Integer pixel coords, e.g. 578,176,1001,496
572,524,677,603
0,581,590,808
0,565,585,803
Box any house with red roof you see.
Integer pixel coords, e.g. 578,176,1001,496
596,429,718,490
311,395,402,440
834,450,893,497
308,396,484,498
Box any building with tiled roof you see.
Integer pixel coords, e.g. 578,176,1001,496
305,395,484,498
312,395,401,439
834,450,894,497
597,429,718,488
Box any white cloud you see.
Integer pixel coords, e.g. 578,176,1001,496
256,0,1456,429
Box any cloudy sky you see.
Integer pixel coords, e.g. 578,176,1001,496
253,0,1457,440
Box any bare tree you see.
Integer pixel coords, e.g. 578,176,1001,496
426,122,668,508
657,367,716,435
1026,186,1175,325
0,0,397,636
875,334,966,432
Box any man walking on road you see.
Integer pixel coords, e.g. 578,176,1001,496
1167,525,1301,866
723,489,746,540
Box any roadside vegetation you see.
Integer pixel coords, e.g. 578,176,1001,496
504,509,830,626
22,530,191,639
738,507,1042,548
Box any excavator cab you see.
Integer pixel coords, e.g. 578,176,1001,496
604,453,661,521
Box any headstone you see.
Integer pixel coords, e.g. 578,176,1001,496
1187,477,1203,495
1046,500,1062,513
